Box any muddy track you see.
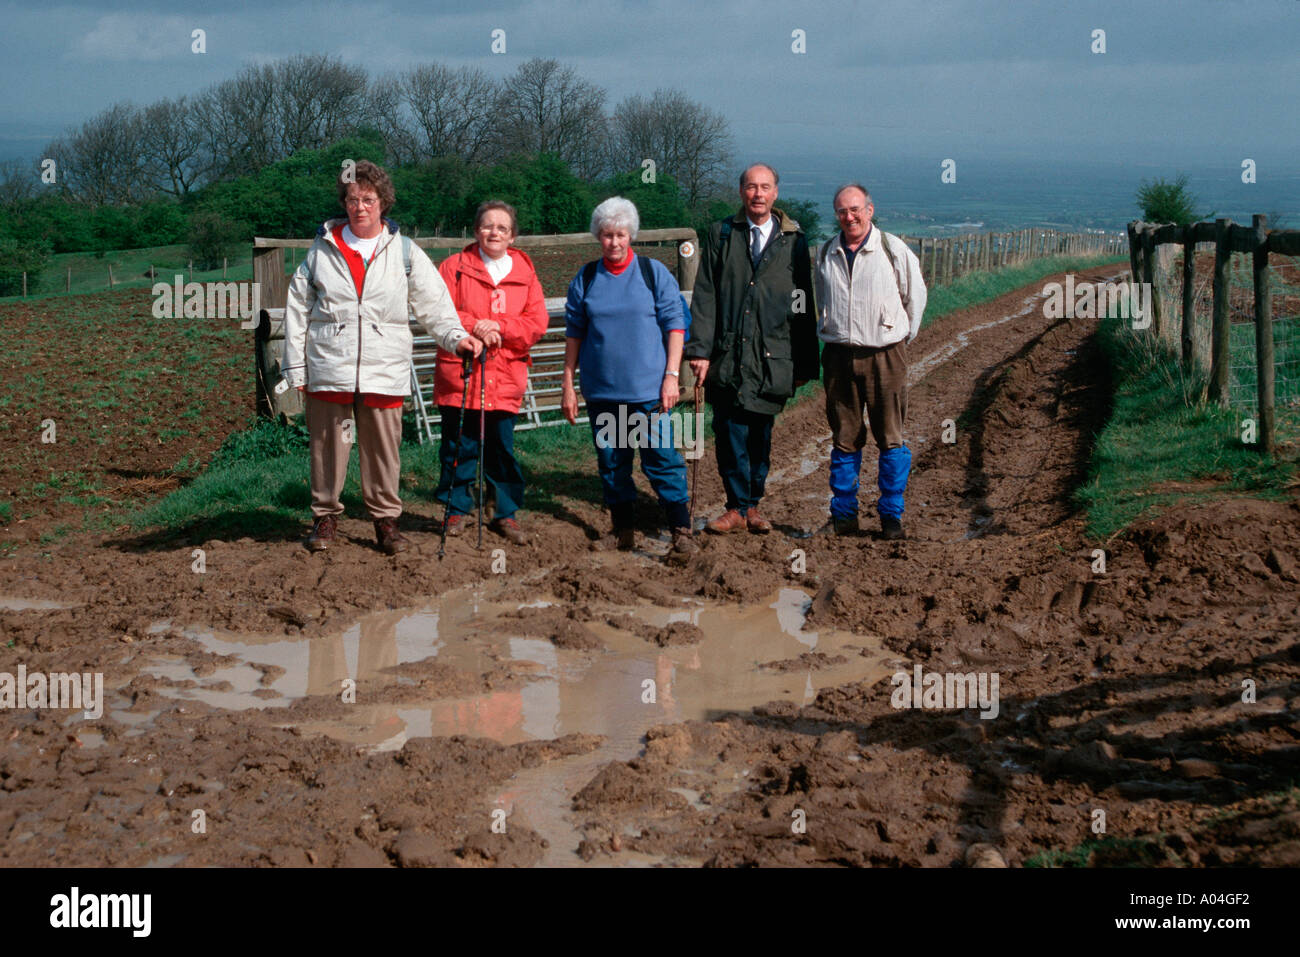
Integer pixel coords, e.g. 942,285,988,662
2,262,1298,868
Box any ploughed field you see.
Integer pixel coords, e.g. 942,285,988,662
1,261,1298,867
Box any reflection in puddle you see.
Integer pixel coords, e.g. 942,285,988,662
0,596,77,611
136,583,890,865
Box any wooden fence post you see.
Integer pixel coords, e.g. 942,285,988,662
22,272,26,297
108,264,114,288
1181,229,1196,367
223,257,228,278
1127,222,1141,283
66,267,71,293
1253,214,1274,454
1209,218,1232,405
1140,226,1163,339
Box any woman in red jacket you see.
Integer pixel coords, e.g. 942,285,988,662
434,200,550,544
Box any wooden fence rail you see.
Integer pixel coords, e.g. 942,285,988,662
1127,215,1300,455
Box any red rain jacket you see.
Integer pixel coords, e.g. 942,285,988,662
435,244,549,414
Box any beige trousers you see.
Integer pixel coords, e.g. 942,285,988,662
307,396,404,520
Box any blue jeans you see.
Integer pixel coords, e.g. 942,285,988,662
436,407,524,519
586,399,690,529
710,394,774,514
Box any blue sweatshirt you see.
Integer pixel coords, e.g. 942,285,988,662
564,253,685,403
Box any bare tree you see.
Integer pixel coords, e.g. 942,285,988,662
194,64,278,180
273,53,369,156
139,96,206,197
398,63,500,165
494,58,608,178
609,89,734,208
0,159,39,205
43,102,149,205
365,74,420,165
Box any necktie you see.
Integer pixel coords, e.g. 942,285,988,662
750,226,763,266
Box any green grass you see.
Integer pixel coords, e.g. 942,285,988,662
0,244,267,303
1025,835,1185,868
920,253,1128,331
1075,315,1298,541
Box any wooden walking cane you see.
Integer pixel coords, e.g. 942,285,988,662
689,377,703,531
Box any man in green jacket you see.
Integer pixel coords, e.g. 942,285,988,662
686,163,819,533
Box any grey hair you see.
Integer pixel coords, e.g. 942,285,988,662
590,196,640,239
833,183,872,208
739,163,780,188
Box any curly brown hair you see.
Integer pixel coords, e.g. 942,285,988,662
337,160,396,215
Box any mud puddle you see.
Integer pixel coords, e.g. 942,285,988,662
0,596,78,611
133,584,891,865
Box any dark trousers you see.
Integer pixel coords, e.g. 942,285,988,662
710,392,775,514
586,399,690,529
436,407,524,519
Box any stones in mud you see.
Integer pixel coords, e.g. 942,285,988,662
1265,547,1299,583
1240,552,1271,579
653,621,703,647
964,842,1007,868
1174,758,1221,780
392,831,443,867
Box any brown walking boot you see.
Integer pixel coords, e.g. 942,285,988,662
705,509,746,534
491,516,528,545
305,514,337,551
374,517,409,555
745,508,772,534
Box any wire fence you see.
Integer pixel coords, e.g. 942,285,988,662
1226,253,1300,441
1130,218,1300,453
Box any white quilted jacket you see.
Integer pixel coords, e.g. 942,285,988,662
281,218,466,395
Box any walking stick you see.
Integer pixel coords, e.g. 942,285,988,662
476,351,487,550
438,354,474,560
689,377,703,531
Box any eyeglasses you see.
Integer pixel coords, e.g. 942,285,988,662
835,205,868,218
345,196,380,209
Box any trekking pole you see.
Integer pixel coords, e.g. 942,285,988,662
689,377,703,531
438,353,474,560
476,351,487,550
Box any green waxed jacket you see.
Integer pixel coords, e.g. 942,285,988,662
685,206,818,415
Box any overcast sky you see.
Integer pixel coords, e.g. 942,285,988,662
1,0,1297,170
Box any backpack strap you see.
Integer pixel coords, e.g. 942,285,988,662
637,254,657,300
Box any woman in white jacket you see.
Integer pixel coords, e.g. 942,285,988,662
281,160,481,554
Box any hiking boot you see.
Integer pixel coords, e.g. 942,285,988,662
705,509,746,534
880,516,906,541
305,514,337,551
745,508,772,534
616,527,636,551
670,527,697,555
491,516,528,545
833,515,860,536
440,513,467,537
374,517,410,555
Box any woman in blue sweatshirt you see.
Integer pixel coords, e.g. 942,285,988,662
561,197,694,554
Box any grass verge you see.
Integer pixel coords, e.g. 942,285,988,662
1075,316,1298,541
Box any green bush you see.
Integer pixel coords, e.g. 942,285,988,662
1135,174,1212,225
0,237,52,295
187,210,248,271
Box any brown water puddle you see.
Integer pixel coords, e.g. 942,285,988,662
131,583,891,865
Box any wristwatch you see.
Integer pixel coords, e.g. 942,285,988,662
664,370,679,377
